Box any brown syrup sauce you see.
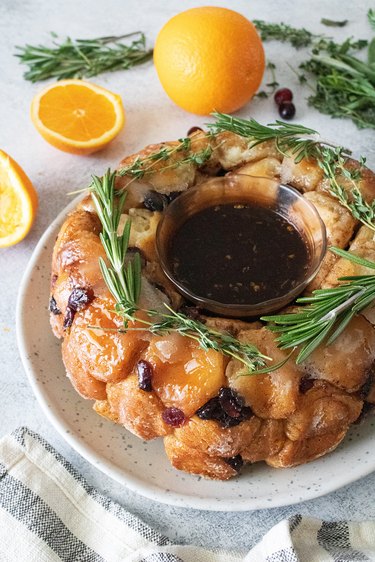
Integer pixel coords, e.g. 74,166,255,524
168,202,310,305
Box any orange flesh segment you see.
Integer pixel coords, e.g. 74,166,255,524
0,150,37,247
38,84,118,141
0,167,23,237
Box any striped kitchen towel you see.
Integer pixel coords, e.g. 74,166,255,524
1,428,375,562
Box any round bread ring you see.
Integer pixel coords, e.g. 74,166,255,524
50,129,375,480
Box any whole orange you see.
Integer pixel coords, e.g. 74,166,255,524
154,6,265,115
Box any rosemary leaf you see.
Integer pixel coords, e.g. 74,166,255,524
368,8,375,30
321,18,348,27
325,309,355,344
330,246,375,269
296,319,336,363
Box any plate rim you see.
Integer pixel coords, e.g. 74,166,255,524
15,196,375,511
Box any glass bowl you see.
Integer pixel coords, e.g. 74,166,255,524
156,174,327,317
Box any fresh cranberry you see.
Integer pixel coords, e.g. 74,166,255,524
274,88,293,105
136,360,153,392
162,407,186,427
279,101,296,120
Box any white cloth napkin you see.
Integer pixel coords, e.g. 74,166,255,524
1,428,375,562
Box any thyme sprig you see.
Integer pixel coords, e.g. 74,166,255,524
262,248,375,363
210,112,375,231
253,20,317,48
90,170,272,374
318,148,375,231
15,31,152,82
117,135,214,181
255,61,279,99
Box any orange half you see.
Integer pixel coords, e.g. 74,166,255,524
31,79,125,155
0,150,38,248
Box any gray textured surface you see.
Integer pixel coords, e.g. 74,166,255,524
1,0,375,552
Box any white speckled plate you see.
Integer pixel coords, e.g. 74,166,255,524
16,197,375,511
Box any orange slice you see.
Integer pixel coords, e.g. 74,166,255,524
0,150,38,247
31,79,125,155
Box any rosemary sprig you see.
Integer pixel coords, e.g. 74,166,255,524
262,247,375,363
90,170,271,374
210,112,375,231
209,112,321,162
90,171,141,323
15,31,153,82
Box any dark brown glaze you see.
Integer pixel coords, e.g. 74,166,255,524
168,203,310,305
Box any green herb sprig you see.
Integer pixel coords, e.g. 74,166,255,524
253,20,317,48
301,42,375,129
208,112,321,162
117,136,214,182
262,248,375,363
90,172,141,323
317,148,375,230
254,19,368,51
15,32,153,82
368,8,375,31
90,170,274,374
254,16,375,129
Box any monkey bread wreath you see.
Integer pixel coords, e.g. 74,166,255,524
50,128,375,480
